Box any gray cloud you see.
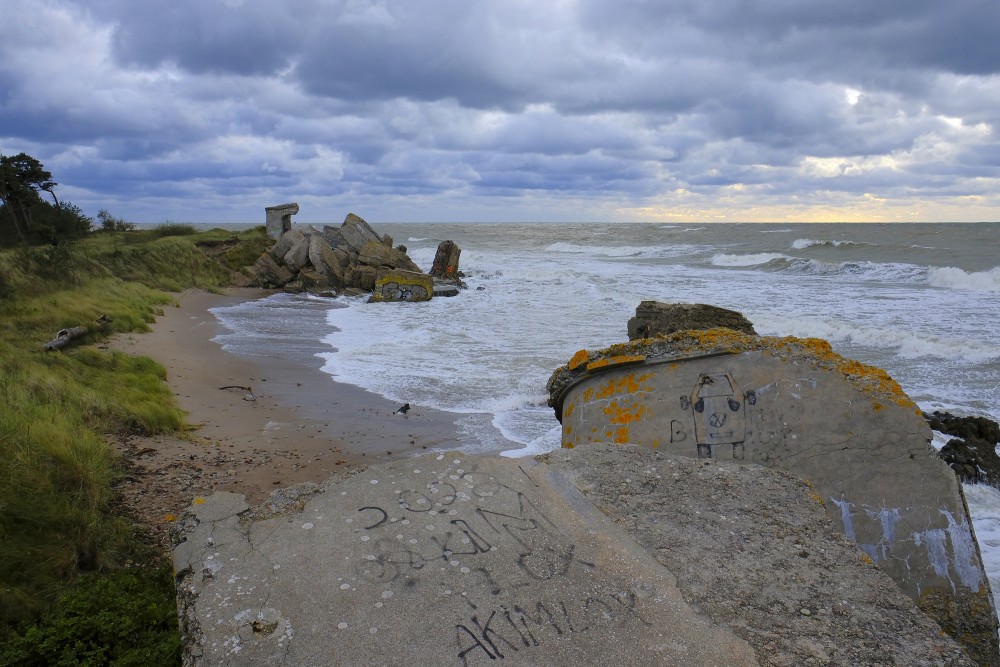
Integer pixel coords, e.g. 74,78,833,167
1,0,999,222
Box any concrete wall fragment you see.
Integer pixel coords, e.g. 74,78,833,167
548,330,999,665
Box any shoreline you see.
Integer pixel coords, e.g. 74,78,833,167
110,288,466,532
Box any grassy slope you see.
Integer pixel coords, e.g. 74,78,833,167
0,226,269,663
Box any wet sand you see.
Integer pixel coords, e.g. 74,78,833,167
109,288,464,537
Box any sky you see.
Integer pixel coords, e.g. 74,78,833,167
3,0,1000,224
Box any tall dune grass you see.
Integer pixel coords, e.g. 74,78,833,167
0,227,266,652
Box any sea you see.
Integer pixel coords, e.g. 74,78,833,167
208,221,1000,612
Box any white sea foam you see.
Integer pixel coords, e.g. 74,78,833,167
758,315,1000,363
710,252,789,267
961,483,1000,618
545,241,705,259
927,266,1000,292
790,259,926,283
930,430,951,451
791,238,867,250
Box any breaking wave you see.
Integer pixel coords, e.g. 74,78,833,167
927,266,1000,293
792,238,869,250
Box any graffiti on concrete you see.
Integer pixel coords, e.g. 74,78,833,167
378,281,430,302
679,373,751,460
336,460,669,664
455,590,652,664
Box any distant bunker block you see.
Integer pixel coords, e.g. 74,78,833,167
265,203,299,239
372,269,433,302
430,239,461,280
547,328,999,661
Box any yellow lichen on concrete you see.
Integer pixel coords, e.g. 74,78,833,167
614,426,629,444
603,400,647,426
551,327,915,411
587,354,645,371
594,371,652,400
568,349,590,370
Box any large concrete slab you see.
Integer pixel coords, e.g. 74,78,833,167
548,330,999,664
173,447,974,666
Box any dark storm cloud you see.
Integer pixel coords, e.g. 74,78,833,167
2,0,999,221
93,0,308,76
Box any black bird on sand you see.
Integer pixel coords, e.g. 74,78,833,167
394,403,411,415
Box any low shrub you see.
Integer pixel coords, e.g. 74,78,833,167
0,567,182,667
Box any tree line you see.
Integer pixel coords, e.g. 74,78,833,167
0,151,131,248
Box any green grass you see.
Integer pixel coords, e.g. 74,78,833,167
0,226,268,658
0,567,181,667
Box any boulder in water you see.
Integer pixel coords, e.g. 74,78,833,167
627,301,757,340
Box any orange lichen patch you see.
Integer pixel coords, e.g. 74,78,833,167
194,497,206,505
582,387,594,402
565,425,573,434
603,400,647,426
568,349,591,370
873,402,884,412
551,327,915,409
587,354,645,371
614,426,629,444
564,402,575,418
564,441,575,449
164,514,178,522
594,372,651,400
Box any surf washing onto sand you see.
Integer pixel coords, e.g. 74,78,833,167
211,221,1000,606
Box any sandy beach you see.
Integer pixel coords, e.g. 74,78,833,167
109,288,464,542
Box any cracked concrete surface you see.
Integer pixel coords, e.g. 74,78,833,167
173,447,980,666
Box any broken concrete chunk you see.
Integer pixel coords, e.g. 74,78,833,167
372,268,433,302
549,329,998,664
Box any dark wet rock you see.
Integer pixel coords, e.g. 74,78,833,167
627,300,757,340
926,411,1000,488
432,281,460,297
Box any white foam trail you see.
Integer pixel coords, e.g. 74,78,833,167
792,238,866,250
961,483,1000,618
545,241,706,259
710,252,789,266
756,315,1000,363
927,266,1000,293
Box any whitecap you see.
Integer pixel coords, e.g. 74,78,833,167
710,252,789,267
927,266,1000,293
791,238,867,250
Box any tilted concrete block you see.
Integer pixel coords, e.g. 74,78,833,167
372,268,433,302
548,329,999,665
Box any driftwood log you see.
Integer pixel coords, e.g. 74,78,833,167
44,326,88,351
43,315,113,351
